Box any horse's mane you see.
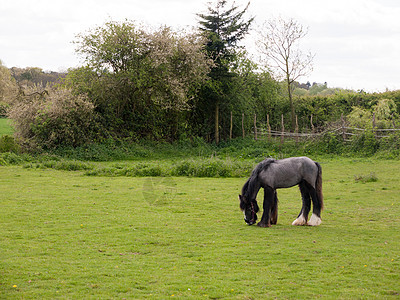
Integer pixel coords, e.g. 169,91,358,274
242,158,275,202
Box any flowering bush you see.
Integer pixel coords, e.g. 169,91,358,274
8,86,101,150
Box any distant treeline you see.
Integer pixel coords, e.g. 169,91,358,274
10,67,66,87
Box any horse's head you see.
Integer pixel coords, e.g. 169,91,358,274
239,194,259,225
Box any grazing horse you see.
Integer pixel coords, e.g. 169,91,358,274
239,157,323,227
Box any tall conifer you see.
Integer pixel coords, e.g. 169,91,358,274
197,0,253,143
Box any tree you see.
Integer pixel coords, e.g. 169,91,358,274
0,60,18,106
69,21,212,139
10,67,66,87
8,86,98,150
197,0,254,143
257,17,314,129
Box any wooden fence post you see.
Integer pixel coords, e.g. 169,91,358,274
281,114,285,145
267,114,271,140
341,113,346,141
230,111,233,141
295,115,299,144
254,114,257,141
215,104,219,144
372,112,376,138
391,113,396,128
242,113,245,138
310,114,315,134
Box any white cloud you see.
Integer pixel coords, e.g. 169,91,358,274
250,0,400,91
0,0,399,91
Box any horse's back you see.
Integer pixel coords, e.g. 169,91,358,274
259,156,318,189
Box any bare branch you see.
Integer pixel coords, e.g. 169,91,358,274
256,17,314,128
256,17,313,82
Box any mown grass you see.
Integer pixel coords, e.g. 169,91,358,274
1,158,400,299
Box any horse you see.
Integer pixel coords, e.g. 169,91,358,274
239,156,323,227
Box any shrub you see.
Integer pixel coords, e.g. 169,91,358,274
8,86,102,150
350,130,380,156
0,134,20,153
306,132,345,155
354,172,378,183
172,158,253,177
0,152,29,165
40,160,93,171
0,103,8,117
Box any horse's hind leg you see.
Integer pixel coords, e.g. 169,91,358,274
307,183,322,226
292,181,311,226
270,191,278,225
258,186,274,227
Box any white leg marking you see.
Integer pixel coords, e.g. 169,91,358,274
307,213,322,226
292,215,307,226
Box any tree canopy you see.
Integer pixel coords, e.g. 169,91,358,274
67,21,212,139
197,0,254,143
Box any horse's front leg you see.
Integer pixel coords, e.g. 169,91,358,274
270,191,278,225
258,186,274,228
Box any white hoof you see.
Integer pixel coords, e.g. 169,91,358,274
292,215,307,226
307,213,322,226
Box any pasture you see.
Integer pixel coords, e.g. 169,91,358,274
1,158,400,299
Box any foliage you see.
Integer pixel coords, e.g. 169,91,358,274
293,82,349,97
379,131,400,152
0,62,18,110
3,127,400,177
293,90,400,131
82,158,253,178
347,98,398,129
198,0,253,64
0,134,20,153
349,130,380,156
347,106,372,128
2,2,400,150
0,152,28,166
10,67,66,87
374,99,398,128
8,85,100,150
66,21,212,140
196,0,254,143
354,172,378,183
310,132,345,155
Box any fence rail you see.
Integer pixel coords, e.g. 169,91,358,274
256,126,400,142
224,111,400,143
339,127,400,141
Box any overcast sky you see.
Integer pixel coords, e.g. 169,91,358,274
1,0,399,92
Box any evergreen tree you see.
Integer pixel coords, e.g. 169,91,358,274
197,0,254,143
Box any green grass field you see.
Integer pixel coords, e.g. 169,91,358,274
1,158,399,299
0,118,13,136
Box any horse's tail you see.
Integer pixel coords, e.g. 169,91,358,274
315,162,324,210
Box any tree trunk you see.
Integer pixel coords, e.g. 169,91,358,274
215,101,219,144
254,114,257,140
242,113,245,138
286,73,295,130
230,111,233,140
